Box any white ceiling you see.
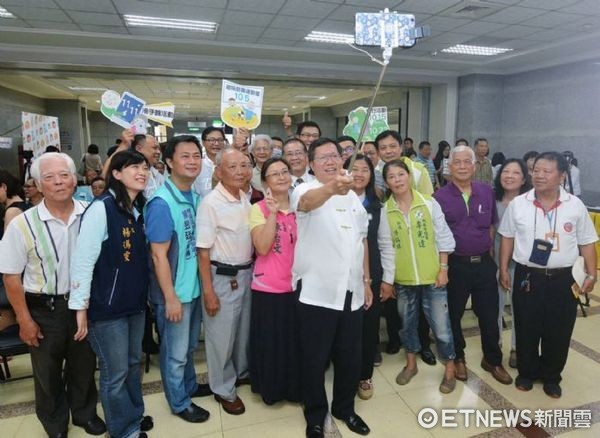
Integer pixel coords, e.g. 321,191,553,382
1,0,600,117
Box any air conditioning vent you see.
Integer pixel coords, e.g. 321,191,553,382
443,1,502,19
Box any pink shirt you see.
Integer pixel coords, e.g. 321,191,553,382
251,200,297,293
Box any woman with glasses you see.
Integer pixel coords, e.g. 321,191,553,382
382,159,458,393
344,154,394,400
249,157,300,405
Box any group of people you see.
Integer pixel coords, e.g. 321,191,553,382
0,119,597,438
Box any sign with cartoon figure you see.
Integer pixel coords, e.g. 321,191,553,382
21,112,61,157
100,90,175,132
343,106,390,142
220,80,264,130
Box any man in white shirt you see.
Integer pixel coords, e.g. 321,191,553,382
499,152,598,398
0,153,104,437
283,138,314,189
193,127,226,197
292,138,372,438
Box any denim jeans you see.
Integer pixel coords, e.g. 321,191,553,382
88,312,145,438
396,284,456,361
156,297,202,413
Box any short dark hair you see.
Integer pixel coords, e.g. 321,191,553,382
260,157,291,182
282,138,307,154
418,140,430,150
45,145,60,153
374,130,402,150
307,138,341,162
163,135,202,174
493,158,530,201
90,176,105,186
271,136,283,143
0,169,23,198
296,121,321,137
455,138,469,146
106,150,148,213
522,150,539,162
115,138,122,145
201,126,225,141
131,134,146,150
534,151,569,174
491,152,505,167
475,138,488,146
337,135,356,146
87,144,99,154
404,137,413,144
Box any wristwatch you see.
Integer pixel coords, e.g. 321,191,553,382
585,274,597,282
363,278,372,284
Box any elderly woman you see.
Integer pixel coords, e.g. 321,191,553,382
249,157,299,405
249,134,273,192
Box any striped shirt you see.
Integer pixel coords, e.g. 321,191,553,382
0,199,87,295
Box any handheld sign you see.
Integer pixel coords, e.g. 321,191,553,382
221,80,264,130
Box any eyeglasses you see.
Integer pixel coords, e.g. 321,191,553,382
23,184,35,188
299,132,320,139
343,146,355,154
314,154,341,163
265,169,290,179
205,138,225,144
284,151,306,157
253,147,271,153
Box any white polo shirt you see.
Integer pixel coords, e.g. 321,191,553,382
192,156,216,198
196,182,253,265
291,180,369,311
498,188,597,268
0,199,87,295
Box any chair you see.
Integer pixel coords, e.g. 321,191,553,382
0,325,30,381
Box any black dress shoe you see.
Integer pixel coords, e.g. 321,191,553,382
176,403,210,423
73,415,106,435
420,348,437,366
191,383,213,397
48,432,68,438
305,424,324,438
336,414,370,435
386,341,401,355
140,415,154,432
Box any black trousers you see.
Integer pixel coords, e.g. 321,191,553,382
298,291,363,427
447,255,502,365
361,283,381,380
513,264,578,384
27,296,98,436
383,298,401,346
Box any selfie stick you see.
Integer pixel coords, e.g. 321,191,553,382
346,9,429,171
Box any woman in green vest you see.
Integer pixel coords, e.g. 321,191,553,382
382,159,458,393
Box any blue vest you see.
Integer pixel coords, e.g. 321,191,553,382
146,177,200,304
88,193,148,321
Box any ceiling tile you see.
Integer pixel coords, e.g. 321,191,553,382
483,6,546,24
215,34,258,44
520,11,584,28
452,20,508,35
560,0,600,15
518,0,580,10
2,0,58,7
256,37,297,46
522,28,571,42
326,5,379,22
344,0,399,7
54,0,117,13
270,15,321,30
487,24,541,39
221,10,275,27
499,39,539,50
421,16,472,32
217,24,265,37
79,24,130,34
6,6,72,22
115,1,225,22
227,0,286,14
277,0,339,19
169,0,227,7
263,27,309,41
26,20,80,30
463,36,511,47
313,19,354,33
397,0,465,14
66,11,122,26
426,31,474,45
0,19,31,28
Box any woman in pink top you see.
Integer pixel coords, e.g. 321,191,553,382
249,157,300,405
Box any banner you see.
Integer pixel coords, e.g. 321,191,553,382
342,106,390,142
220,80,264,130
22,112,61,157
100,90,175,132
142,102,175,128
0,137,12,149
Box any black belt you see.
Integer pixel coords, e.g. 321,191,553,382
450,253,491,264
525,266,571,277
25,292,70,311
210,261,253,270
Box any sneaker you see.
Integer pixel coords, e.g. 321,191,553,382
357,379,374,400
396,367,418,385
509,350,517,369
373,351,382,367
439,376,456,394
543,382,562,399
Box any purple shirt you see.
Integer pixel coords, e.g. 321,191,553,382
433,181,498,256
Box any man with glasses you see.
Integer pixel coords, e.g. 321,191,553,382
292,138,372,437
337,136,356,162
282,138,314,189
193,127,226,197
296,121,322,148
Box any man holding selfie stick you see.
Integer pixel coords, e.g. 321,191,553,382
499,151,597,398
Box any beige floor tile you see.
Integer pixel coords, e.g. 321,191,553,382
0,416,24,437
377,352,448,393
571,314,600,352
558,421,600,437
222,413,306,438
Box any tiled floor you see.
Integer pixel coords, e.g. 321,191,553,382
2,290,600,437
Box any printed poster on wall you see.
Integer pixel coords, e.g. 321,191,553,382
22,112,61,157
220,80,264,130
342,106,390,142
0,137,12,149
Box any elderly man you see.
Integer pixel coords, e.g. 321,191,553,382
133,134,165,197
434,146,512,385
0,153,105,438
197,148,254,416
293,138,372,437
499,152,598,398
145,136,210,423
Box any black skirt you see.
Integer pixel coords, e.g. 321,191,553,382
249,289,301,404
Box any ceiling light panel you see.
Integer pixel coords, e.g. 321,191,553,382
68,86,108,91
304,31,354,44
124,15,218,33
0,6,15,18
441,44,513,56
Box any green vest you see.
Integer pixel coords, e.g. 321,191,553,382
385,190,440,285
147,177,200,303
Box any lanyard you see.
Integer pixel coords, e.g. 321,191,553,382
533,202,558,240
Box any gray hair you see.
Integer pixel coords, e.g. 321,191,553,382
249,134,272,154
30,152,77,181
214,146,236,167
448,145,475,164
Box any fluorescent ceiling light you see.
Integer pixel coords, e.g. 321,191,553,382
68,86,108,91
0,7,15,18
305,31,353,44
295,95,326,100
124,14,218,32
441,44,512,56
